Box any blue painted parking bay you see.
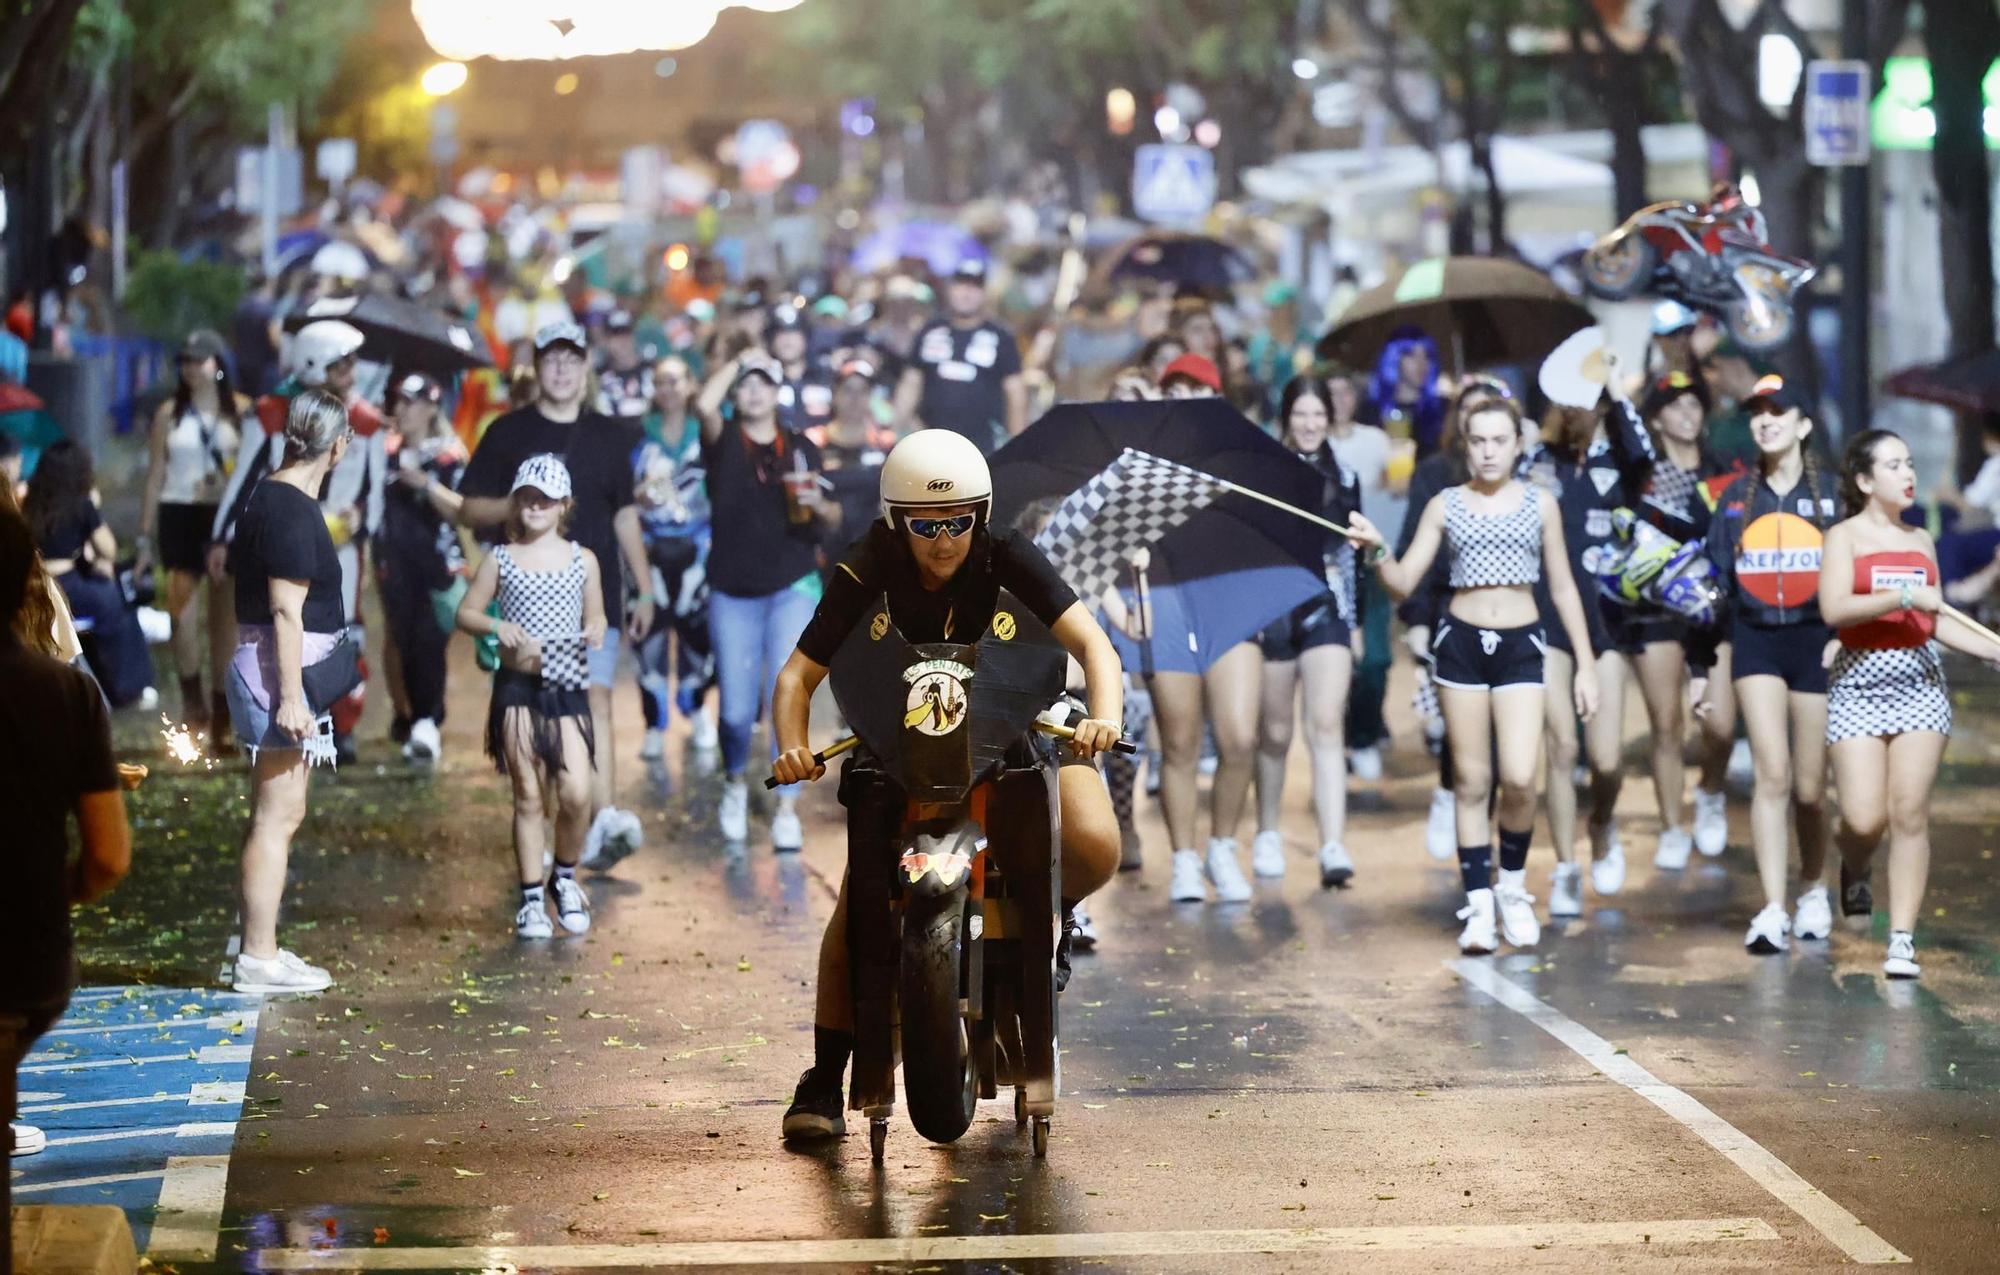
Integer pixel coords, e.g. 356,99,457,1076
12,985,259,1259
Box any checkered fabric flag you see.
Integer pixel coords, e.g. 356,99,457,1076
1032,447,1231,602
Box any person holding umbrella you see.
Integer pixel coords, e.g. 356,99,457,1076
1348,396,1601,955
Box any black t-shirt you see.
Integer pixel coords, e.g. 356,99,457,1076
37,501,100,561
701,421,823,597
380,447,466,591
230,480,346,632
0,639,119,1009
818,440,889,563
596,360,653,419
460,406,642,627
912,318,1020,453
797,524,1078,666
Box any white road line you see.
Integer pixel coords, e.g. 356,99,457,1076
1448,958,1911,1265
12,1168,166,1195
16,1090,198,1115
149,1154,234,1262
41,1012,259,1038
43,1122,239,1148
250,1218,1780,1270
17,1050,198,1073
190,1079,248,1105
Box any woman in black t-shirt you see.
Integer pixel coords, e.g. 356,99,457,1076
22,439,156,707
220,389,351,997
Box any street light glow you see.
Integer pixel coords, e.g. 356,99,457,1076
419,60,467,96
1292,57,1319,80
1106,87,1136,135
411,0,804,61
1757,33,1802,109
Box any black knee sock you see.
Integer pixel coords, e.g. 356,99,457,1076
521,881,545,902
1498,826,1532,874
811,1025,854,1085
1459,844,1493,893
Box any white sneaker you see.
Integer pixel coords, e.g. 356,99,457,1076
580,806,613,866
1653,827,1693,872
1348,745,1383,781
1744,902,1791,954
1317,841,1355,889
1589,824,1626,896
639,729,665,761
1692,788,1728,857
1425,787,1456,861
1883,930,1920,979
232,948,333,994
690,713,719,751
1251,829,1286,879
1169,848,1208,902
1793,884,1833,941
1206,838,1253,902
1070,901,1098,951
1548,863,1583,918
581,808,637,869
515,894,553,939
1456,889,1498,955
403,717,440,762
1726,738,1754,792
552,875,592,934
137,685,160,711
719,778,749,841
10,1123,46,1156
1494,869,1541,947
771,798,804,851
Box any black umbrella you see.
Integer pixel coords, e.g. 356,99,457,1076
991,399,1332,670
1884,350,2000,415
1316,256,1593,372
283,293,493,374
1094,230,1257,293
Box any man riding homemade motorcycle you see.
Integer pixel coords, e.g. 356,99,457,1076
770,429,1125,1141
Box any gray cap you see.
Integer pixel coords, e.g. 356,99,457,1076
534,318,588,353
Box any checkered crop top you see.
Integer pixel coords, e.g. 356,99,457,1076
1443,484,1542,588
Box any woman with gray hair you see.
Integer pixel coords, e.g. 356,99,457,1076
221,388,355,994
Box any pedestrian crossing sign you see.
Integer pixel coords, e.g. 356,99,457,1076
1133,144,1216,224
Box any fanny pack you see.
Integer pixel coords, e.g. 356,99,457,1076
300,633,363,714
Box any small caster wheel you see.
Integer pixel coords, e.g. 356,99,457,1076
1031,1114,1050,1159
1014,1087,1028,1130
870,1118,888,1164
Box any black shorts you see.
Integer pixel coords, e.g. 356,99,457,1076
1257,595,1351,662
1605,602,1687,656
157,502,217,575
1431,619,1546,692
1731,617,1831,694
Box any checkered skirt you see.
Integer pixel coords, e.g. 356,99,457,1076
1826,641,1952,743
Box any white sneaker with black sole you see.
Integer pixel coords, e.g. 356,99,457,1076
233,948,333,994
9,1123,46,1156
1494,869,1540,947
1456,888,1498,955
1548,863,1583,918
1792,884,1833,941
771,797,803,851
403,716,440,762
1744,903,1790,954
1348,745,1383,781
1250,829,1286,879
515,894,553,940
552,875,592,934
718,778,749,841
1318,841,1355,889
1425,787,1456,861
1882,930,1920,979
1206,838,1253,902
1692,788,1728,857
1654,826,1692,871
1069,901,1098,951
1169,849,1207,902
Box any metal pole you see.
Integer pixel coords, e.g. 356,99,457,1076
1838,0,1871,440
261,102,281,277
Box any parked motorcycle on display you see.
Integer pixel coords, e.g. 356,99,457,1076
1581,187,1816,353
770,593,1132,1163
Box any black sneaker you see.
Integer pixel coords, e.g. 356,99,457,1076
1840,862,1873,921
1055,911,1077,993
781,1069,845,1142
333,732,359,768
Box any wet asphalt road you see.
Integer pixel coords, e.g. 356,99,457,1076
52,645,2000,1272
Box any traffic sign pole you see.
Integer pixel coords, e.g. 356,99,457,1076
1840,0,1871,441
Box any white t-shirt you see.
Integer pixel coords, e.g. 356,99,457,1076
1327,423,1400,534
1963,454,2000,522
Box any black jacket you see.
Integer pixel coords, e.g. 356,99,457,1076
1688,459,1842,668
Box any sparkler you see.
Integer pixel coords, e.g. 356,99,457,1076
161,714,216,770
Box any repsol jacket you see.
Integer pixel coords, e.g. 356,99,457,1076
1698,459,1841,647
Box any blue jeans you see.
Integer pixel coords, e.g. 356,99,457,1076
708,585,818,784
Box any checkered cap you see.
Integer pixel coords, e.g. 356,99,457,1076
1031,448,1230,602
511,453,573,501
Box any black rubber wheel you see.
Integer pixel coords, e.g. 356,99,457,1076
1014,1087,1028,1130
1032,1115,1050,1158
869,1118,888,1163
1582,232,1656,301
900,892,977,1144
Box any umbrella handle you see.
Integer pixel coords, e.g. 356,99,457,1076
1133,564,1155,680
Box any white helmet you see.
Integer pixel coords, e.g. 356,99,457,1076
291,320,365,387
879,429,992,526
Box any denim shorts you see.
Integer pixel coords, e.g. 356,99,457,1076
225,657,303,755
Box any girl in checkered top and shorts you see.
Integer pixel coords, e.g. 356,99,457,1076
457,454,607,940
1819,429,2000,979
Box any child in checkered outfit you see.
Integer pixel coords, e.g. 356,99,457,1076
457,454,607,939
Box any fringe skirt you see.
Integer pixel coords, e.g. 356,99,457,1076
486,668,596,775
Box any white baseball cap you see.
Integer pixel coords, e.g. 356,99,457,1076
511,453,573,500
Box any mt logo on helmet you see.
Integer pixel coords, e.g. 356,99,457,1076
879,429,993,526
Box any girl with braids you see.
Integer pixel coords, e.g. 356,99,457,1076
1690,375,1842,956
1350,396,1600,955
1818,429,2000,978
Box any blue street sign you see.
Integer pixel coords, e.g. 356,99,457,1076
1805,59,1872,167
1132,143,1216,224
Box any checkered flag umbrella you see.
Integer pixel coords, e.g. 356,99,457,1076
1032,448,1229,602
